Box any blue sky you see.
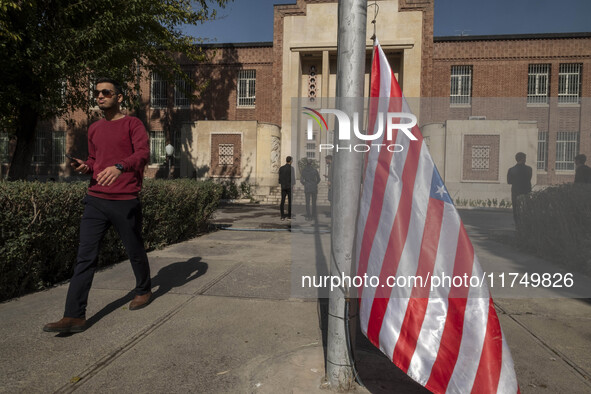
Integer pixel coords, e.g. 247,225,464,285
184,0,591,43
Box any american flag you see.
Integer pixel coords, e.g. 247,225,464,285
354,39,519,393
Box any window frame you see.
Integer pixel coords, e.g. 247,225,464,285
218,144,235,166
149,130,166,165
450,65,472,106
32,128,48,164
52,130,66,166
237,69,256,108
174,72,191,108
527,64,550,104
555,131,579,171
150,72,168,109
558,64,582,104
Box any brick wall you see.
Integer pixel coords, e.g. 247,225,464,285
210,133,242,177
462,134,500,181
427,34,591,185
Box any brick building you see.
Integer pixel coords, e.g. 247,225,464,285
2,0,589,202
421,33,591,200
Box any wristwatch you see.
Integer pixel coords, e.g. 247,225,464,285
114,163,124,172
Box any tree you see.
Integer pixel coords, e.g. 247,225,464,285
0,0,230,180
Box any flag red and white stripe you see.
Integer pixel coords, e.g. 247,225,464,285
355,39,519,394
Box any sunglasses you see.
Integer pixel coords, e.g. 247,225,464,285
93,89,116,98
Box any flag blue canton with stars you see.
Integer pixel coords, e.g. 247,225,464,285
429,169,453,204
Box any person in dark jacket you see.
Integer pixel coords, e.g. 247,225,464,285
574,154,591,184
507,152,532,224
300,159,321,220
278,156,295,220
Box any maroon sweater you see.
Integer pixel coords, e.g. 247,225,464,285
85,116,150,200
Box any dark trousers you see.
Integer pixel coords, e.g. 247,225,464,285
305,192,317,218
280,187,292,218
64,195,151,318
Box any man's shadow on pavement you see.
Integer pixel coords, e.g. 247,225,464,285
84,258,208,329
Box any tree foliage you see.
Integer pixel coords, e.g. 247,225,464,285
0,0,230,179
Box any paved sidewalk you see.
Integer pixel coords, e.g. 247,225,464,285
0,204,590,393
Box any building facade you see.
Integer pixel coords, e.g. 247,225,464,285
2,0,589,203
422,33,591,200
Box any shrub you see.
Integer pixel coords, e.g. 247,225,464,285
217,180,255,200
0,179,222,301
516,183,591,274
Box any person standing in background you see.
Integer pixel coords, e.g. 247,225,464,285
278,156,295,220
300,159,320,221
507,152,532,225
574,154,591,184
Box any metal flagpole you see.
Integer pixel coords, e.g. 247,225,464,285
325,0,367,390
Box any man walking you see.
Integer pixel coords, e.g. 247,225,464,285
278,156,295,220
300,159,320,220
44,77,152,333
507,152,532,224
574,154,591,184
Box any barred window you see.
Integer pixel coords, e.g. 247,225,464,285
33,128,49,164
150,130,165,164
471,145,490,170
450,65,472,105
149,130,180,164
151,72,168,108
537,131,548,171
0,131,9,163
174,73,191,108
558,64,582,104
527,64,550,104
52,131,66,165
237,70,256,107
555,131,579,171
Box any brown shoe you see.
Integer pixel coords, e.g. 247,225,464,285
43,317,87,333
129,291,152,311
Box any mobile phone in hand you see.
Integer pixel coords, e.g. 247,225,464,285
65,153,76,161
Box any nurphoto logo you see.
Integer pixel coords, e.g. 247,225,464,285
303,107,418,153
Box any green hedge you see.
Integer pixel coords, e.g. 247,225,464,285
0,179,223,301
516,183,591,275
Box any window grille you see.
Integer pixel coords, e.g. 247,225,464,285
0,131,9,163
527,64,550,104
555,131,579,170
150,130,166,164
450,65,472,105
537,131,548,170
33,128,48,164
558,64,582,104
219,144,234,165
471,145,490,170
237,70,256,107
52,131,66,165
174,73,191,108
151,72,168,108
